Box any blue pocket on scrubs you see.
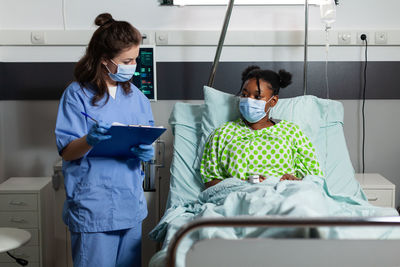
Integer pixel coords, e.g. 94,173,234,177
75,184,113,228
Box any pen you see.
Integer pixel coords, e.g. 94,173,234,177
81,112,98,124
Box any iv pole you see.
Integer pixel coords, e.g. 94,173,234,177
207,0,310,96
303,0,309,95
207,0,235,87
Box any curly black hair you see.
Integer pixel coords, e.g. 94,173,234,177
238,65,292,96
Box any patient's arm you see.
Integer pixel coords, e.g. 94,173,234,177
200,128,228,185
292,124,325,178
205,179,222,188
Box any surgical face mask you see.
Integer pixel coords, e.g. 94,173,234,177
106,59,136,82
239,96,273,123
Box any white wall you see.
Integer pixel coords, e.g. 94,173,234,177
341,100,400,195
1,0,400,210
1,0,400,31
0,101,60,178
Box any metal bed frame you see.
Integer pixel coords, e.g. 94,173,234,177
167,216,400,267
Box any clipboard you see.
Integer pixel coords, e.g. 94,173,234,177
87,125,166,158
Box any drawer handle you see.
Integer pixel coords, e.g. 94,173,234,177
10,218,26,223
9,200,27,206
368,197,378,201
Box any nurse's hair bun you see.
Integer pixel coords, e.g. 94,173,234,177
95,13,115,27
241,65,261,82
278,69,292,88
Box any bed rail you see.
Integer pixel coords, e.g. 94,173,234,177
166,216,400,267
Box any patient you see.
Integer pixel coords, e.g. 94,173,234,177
200,66,324,188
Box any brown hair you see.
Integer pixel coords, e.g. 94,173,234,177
74,13,142,105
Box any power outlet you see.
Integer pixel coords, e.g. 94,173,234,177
375,31,387,45
155,32,168,45
31,31,46,45
141,31,153,45
338,32,351,45
141,33,149,45
357,32,369,45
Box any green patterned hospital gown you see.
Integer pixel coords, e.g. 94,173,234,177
200,119,324,183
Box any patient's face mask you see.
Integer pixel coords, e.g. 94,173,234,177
239,96,273,123
106,59,136,82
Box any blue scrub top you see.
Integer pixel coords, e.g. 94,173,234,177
55,82,154,233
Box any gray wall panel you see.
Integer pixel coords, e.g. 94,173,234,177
0,63,74,100
1,62,400,100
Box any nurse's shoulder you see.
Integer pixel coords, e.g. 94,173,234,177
128,83,150,102
127,83,152,111
60,82,94,105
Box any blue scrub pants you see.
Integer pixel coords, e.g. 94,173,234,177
70,224,142,267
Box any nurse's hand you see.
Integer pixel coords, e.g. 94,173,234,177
130,144,154,162
86,122,112,147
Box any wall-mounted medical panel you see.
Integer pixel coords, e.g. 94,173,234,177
154,30,400,46
2,30,400,46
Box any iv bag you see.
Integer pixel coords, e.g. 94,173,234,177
320,0,336,28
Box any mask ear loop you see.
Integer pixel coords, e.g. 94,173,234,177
104,64,112,74
265,96,273,119
104,59,118,74
110,59,118,66
256,75,272,121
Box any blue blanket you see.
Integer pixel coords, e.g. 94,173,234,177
149,176,399,267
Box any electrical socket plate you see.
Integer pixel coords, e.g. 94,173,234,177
375,31,387,45
357,32,370,45
141,32,150,45
156,32,168,45
338,32,351,45
31,31,45,45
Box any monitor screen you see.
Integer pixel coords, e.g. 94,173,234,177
132,46,157,101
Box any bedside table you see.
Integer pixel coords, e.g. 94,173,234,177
355,173,396,208
0,177,54,267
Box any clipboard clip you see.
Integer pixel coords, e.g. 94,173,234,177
128,124,152,128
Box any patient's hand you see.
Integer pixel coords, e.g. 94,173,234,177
280,174,300,181
205,179,222,189
259,175,267,182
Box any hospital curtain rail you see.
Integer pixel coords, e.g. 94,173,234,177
166,216,400,267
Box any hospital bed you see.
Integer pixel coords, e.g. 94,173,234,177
149,1,399,265
149,86,400,267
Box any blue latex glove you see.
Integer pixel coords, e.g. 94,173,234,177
130,144,154,162
86,122,112,146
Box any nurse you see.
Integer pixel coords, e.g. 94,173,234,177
55,13,153,267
